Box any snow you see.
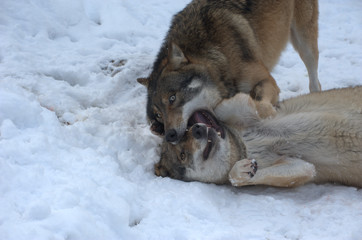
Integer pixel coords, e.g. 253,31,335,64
0,0,361,239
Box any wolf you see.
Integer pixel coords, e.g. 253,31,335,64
138,0,320,143
155,87,362,188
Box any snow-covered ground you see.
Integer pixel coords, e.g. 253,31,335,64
0,0,361,239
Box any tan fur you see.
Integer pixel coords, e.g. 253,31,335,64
139,0,320,142
156,87,362,188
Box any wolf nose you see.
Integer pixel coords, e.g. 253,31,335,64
192,124,207,139
165,129,178,143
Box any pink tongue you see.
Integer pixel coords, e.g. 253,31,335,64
188,111,225,139
194,112,211,126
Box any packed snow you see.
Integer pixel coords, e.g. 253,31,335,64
0,0,361,239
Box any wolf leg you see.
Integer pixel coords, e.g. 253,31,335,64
254,101,277,119
214,93,260,128
291,0,320,92
249,75,280,119
229,157,316,187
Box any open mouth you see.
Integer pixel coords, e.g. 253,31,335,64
187,110,225,160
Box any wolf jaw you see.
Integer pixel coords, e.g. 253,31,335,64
187,110,225,139
187,110,225,160
167,85,222,144
183,122,240,184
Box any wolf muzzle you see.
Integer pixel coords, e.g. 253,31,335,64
165,129,178,143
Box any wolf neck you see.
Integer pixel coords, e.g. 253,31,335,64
225,126,247,167
238,115,320,163
225,114,295,165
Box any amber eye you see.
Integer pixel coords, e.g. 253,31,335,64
169,95,176,104
155,112,162,120
180,152,186,162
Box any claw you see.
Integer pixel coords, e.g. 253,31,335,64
250,159,258,177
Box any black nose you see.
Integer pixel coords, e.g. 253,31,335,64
192,124,207,139
165,129,178,142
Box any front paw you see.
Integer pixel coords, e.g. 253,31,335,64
229,159,258,186
255,101,276,119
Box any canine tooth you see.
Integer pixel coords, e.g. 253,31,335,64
208,140,212,143
217,132,221,136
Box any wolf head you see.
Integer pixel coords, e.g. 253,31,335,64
154,93,262,184
154,109,247,184
138,43,223,144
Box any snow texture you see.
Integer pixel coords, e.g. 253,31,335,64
0,0,361,239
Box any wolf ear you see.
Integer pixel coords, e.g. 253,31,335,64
170,43,188,69
137,77,149,88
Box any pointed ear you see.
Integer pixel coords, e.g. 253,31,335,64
137,77,149,87
170,43,188,69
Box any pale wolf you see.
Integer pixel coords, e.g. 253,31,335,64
156,87,362,188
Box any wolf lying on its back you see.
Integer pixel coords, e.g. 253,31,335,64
155,87,362,188
138,0,320,143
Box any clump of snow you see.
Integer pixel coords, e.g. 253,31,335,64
0,0,361,239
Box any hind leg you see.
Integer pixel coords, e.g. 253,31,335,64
291,0,321,92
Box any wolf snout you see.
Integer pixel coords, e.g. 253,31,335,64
192,124,207,139
165,129,178,143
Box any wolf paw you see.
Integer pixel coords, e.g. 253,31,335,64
229,159,258,186
255,101,276,119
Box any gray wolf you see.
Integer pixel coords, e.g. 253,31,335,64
155,87,362,188
138,0,320,143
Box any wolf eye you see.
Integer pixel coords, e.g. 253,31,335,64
169,95,176,104
180,152,186,162
153,109,162,120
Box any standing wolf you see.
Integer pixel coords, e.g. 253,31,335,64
138,0,320,143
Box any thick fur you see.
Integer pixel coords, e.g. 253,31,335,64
155,87,362,188
138,0,320,143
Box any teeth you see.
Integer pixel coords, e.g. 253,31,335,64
208,140,212,143
185,128,189,132
217,132,221,136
